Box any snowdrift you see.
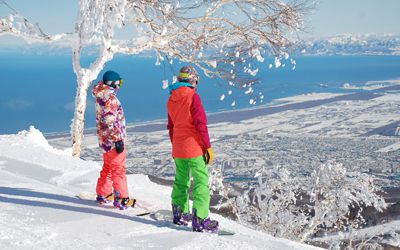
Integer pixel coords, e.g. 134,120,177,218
0,126,320,249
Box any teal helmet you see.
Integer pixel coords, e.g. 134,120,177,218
103,70,121,82
102,70,123,88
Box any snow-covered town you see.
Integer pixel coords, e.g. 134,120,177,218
68,85,400,187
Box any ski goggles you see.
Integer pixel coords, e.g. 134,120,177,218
107,79,123,88
178,73,199,84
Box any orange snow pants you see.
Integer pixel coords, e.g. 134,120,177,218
96,148,129,198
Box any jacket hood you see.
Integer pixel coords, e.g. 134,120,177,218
92,81,117,100
169,85,195,102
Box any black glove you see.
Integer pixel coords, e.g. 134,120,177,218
115,140,124,153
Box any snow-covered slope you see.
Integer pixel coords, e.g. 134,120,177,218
0,126,319,249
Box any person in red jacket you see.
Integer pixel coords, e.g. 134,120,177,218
167,66,219,233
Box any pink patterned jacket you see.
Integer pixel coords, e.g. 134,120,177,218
92,81,126,153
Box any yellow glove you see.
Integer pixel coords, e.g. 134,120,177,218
204,148,214,165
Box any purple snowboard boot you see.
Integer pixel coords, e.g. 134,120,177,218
113,191,129,210
192,209,219,233
114,198,132,210
172,204,192,226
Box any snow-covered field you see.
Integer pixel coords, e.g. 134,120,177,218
0,127,320,249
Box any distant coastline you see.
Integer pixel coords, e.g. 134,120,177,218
44,83,400,140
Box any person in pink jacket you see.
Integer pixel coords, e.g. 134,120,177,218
92,70,135,210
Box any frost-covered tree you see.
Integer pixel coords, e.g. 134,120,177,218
234,162,387,243
1,0,312,156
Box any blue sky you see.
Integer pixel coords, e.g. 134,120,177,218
0,0,399,45
308,0,400,37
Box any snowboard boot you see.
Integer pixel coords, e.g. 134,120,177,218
96,193,113,204
113,191,136,210
172,204,192,226
121,197,136,209
192,209,219,233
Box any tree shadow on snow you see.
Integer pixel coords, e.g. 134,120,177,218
0,186,188,232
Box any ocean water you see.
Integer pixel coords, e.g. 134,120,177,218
1,54,400,134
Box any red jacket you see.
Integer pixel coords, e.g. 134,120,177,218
167,86,211,158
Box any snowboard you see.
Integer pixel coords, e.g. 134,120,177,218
76,192,152,214
137,209,235,236
76,193,234,235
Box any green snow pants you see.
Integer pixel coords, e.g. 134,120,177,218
171,156,210,219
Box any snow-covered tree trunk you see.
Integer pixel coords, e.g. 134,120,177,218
71,44,88,157
71,79,89,157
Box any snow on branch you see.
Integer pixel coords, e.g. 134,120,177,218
233,161,387,243
106,0,311,102
0,4,71,43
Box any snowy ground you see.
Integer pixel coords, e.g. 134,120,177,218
0,127,319,249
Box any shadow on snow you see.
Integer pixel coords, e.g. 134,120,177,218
0,186,191,232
